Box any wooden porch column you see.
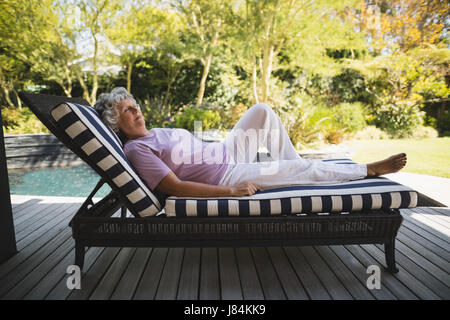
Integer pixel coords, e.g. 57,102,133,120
0,108,17,263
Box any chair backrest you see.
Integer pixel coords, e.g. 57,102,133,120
49,102,166,217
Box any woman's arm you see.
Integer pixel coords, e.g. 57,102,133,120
156,172,260,197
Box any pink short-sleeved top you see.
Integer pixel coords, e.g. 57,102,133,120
123,128,228,190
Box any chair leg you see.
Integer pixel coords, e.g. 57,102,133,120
75,242,85,271
120,206,127,218
384,239,399,274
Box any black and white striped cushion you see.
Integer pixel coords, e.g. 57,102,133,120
165,175,418,217
51,102,162,217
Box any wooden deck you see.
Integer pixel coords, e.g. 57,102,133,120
1,195,449,300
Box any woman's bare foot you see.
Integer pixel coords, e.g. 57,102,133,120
366,153,407,177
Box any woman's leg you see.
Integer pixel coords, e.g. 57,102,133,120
223,103,301,163
218,153,407,189
219,159,367,189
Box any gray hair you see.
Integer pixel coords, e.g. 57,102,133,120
93,87,136,133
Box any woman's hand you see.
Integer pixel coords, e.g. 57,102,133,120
230,182,262,197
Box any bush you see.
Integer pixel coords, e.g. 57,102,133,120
373,102,425,138
285,101,333,149
438,109,450,136
175,106,221,131
331,102,367,133
411,126,439,139
1,106,49,134
138,97,180,129
218,103,248,129
353,126,389,140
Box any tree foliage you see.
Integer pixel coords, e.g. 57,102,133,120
1,0,449,138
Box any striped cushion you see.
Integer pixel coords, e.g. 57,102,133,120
50,102,162,217
164,176,418,217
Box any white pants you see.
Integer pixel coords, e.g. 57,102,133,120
219,103,367,189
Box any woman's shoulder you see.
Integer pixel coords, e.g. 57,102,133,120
123,136,150,152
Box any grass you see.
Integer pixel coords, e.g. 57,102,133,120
343,137,450,178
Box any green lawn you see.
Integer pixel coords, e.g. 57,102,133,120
344,137,450,178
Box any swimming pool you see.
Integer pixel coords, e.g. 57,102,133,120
8,165,111,197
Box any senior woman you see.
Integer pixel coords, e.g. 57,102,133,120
94,87,407,197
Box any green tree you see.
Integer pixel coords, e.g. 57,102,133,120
173,0,233,106
107,2,170,93
0,0,61,106
230,0,366,104
72,0,120,104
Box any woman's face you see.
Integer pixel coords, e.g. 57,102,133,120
115,98,146,139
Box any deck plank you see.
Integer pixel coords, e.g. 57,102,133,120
0,228,72,298
300,246,353,300
401,219,450,252
155,248,184,300
328,245,397,300
360,244,441,300
267,247,308,300
0,205,76,279
251,247,285,300
133,248,168,300
89,248,137,300
2,237,74,300
344,245,418,300
235,247,264,300
12,199,41,216
67,247,121,300
199,248,220,300
16,204,78,251
314,246,375,300
396,232,450,274
219,248,243,300
24,248,76,300
283,247,331,300
110,248,153,300
376,243,450,299
13,202,55,228
15,202,73,242
45,246,106,300
399,222,450,260
177,248,201,300
429,207,450,217
417,207,450,225
401,210,450,240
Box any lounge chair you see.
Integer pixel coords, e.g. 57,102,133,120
19,92,418,274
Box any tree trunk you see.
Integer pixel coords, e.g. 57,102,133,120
63,66,73,97
63,87,72,98
126,60,134,93
196,53,212,106
91,34,99,104
77,72,91,104
163,81,172,108
251,54,259,104
12,89,21,109
260,43,274,102
2,86,14,108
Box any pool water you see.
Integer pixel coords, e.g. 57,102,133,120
8,165,111,197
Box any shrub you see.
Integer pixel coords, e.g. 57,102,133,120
285,103,333,149
138,97,179,129
218,103,248,129
331,102,367,133
353,126,389,140
438,109,450,136
1,106,49,134
175,106,221,131
411,126,439,139
373,102,425,138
